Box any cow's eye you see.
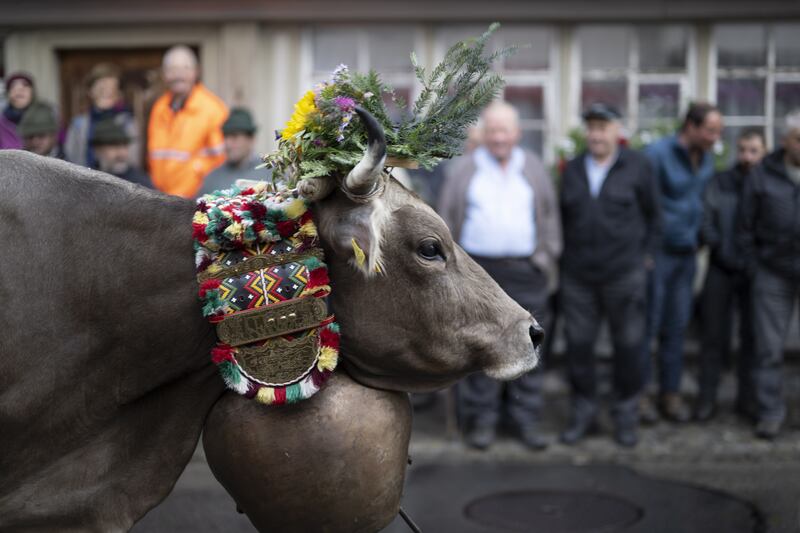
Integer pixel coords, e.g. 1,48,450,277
417,240,445,261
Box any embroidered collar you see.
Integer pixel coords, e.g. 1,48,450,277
193,183,340,405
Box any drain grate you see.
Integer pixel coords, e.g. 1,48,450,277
464,489,643,533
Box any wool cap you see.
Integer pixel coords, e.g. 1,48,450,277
222,107,258,135
18,103,58,137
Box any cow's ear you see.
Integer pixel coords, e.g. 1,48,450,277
324,198,389,276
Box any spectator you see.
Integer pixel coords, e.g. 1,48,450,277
198,107,270,196
558,103,660,447
695,128,766,423
438,101,562,451
1,71,35,150
19,102,62,158
64,63,138,169
91,118,152,188
641,102,722,424
148,45,228,198
739,110,800,440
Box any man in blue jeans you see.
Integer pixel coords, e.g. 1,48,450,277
641,102,722,423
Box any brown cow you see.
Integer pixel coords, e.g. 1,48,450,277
0,108,541,531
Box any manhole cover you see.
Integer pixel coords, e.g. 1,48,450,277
464,489,643,532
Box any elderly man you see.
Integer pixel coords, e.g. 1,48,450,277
695,128,767,422
558,104,660,447
19,103,62,158
438,100,562,451
739,110,800,440
641,102,722,424
198,107,270,196
148,45,228,198
91,118,151,188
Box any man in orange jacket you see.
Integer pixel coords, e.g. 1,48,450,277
148,45,228,198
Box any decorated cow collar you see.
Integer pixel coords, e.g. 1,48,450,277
194,183,339,405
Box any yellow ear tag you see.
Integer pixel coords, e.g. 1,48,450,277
351,238,366,267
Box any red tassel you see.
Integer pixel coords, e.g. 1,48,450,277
192,222,208,242
276,220,297,238
307,267,330,288
247,201,267,220
197,256,213,273
252,221,265,233
300,210,314,225
274,387,286,405
319,328,340,350
211,344,235,364
198,278,222,298
240,187,255,196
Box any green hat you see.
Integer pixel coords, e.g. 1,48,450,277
222,107,257,135
18,103,57,137
90,118,131,146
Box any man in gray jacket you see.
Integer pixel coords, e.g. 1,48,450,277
438,101,562,450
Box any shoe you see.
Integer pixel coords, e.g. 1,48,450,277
614,423,639,448
465,424,496,450
560,413,597,445
519,425,549,451
639,395,660,425
659,393,691,423
755,419,781,440
735,399,757,423
693,398,717,422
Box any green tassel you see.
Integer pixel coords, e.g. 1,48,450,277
327,322,340,334
286,383,302,403
219,361,241,385
304,256,323,271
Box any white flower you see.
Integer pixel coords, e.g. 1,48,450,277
363,92,374,100
713,140,724,155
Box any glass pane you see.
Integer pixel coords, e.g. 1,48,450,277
313,29,358,72
382,87,411,123
717,78,765,116
520,129,544,156
368,29,414,73
505,85,544,120
582,80,628,117
580,27,629,71
775,82,800,141
637,26,687,71
639,83,680,121
721,126,765,165
775,25,800,68
716,25,767,68
499,27,551,70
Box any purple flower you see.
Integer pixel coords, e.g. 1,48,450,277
313,138,327,147
333,96,356,113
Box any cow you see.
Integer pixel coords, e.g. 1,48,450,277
0,108,542,532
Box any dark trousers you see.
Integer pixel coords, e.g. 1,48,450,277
642,250,696,394
560,269,646,424
752,266,798,424
458,256,549,429
698,263,754,408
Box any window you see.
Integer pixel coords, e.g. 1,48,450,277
308,26,420,122
578,25,692,136
714,23,800,157
436,25,556,161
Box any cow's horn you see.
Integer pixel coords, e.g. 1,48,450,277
343,107,386,199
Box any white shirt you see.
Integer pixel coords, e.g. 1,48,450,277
584,151,618,197
460,146,536,257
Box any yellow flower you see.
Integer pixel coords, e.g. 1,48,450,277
281,90,317,141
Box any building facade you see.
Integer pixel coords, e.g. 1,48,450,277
2,1,800,166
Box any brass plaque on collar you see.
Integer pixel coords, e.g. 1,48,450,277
217,298,327,347
236,334,319,386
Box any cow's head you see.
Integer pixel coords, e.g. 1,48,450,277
305,108,543,392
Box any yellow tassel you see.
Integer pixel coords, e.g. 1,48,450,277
298,221,317,238
318,346,338,371
351,238,366,267
206,263,223,275
256,387,276,405
300,284,331,297
285,199,307,220
224,222,244,239
193,211,209,225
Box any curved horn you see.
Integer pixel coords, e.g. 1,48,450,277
343,106,386,198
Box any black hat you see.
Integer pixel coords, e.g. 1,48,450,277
5,71,34,90
90,118,131,146
582,103,622,122
18,103,57,137
222,107,258,135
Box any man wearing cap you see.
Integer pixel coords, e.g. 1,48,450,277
1,71,36,150
558,103,660,447
148,45,228,198
91,118,151,188
19,102,62,159
198,107,270,196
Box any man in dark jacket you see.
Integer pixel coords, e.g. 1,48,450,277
739,110,800,439
91,118,152,188
641,102,722,423
558,103,660,447
695,128,766,422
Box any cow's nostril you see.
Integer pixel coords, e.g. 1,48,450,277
529,324,545,347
